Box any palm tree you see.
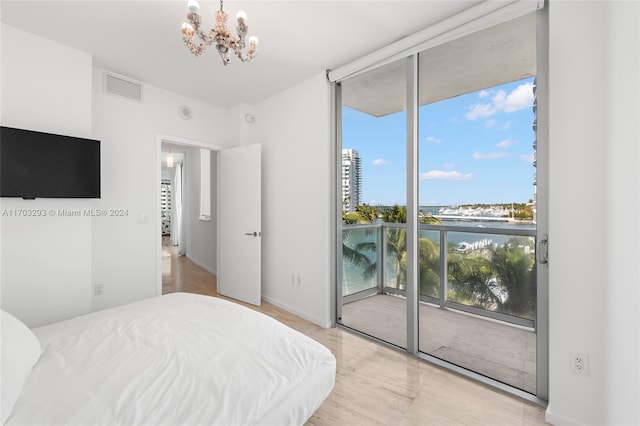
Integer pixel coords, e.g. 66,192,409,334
342,209,374,273
419,237,440,298
490,238,536,318
347,205,441,291
448,252,500,308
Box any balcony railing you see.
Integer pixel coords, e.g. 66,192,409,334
341,221,537,329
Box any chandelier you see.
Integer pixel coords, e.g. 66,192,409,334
181,0,258,65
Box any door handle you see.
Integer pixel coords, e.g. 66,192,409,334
538,235,548,265
245,232,258,237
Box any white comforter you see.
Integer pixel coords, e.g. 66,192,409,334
8,293,336,426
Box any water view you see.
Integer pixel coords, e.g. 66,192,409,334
342,205,536,322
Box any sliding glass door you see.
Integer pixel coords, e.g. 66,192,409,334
417,13,539,395
338,59,408,349
335,10,547,399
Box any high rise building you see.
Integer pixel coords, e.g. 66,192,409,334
342,149,361,212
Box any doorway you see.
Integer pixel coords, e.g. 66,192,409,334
156,137,263,307
157,136,219,297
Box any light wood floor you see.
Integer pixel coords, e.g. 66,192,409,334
162,238,549,425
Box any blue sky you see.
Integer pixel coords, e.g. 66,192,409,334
342,77,536,206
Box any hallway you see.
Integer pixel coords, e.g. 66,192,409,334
162,236,217,297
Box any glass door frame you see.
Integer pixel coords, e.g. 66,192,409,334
331,7,549,403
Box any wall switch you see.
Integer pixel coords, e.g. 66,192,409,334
94,284,104,296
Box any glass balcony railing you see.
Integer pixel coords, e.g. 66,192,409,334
341,221,537,329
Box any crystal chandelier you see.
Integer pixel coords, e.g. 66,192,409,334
181,0,258,65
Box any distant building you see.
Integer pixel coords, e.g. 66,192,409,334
342,149,361,212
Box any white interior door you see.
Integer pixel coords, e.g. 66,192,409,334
217,143,261,305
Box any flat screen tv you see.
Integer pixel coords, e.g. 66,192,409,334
0,126,100,199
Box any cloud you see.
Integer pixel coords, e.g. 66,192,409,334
520,153,535,164
465,82,534,120
472,151,510,160
502,121,512,131
478,89,490,98
420,170,474,181
484,119,497,128
496,139,515,148
465,103,495,120
426,136,442,144
372,158,390,166
492,82,534,113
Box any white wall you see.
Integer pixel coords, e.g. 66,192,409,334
256,73,332,328
229,103,259,146
90,68,231,312
546,2,640,425
0,25,93,327
185,147,217,274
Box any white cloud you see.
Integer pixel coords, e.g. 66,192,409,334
520,153,535,164
465,82,534,120
465,103,495,120
502,121,512,131
372,158,390,166
484,119,497,128
493,82,534,113
472,151,510,160
420,170,474,181
478,89,490,98
426,136,443,144
496,139,515,148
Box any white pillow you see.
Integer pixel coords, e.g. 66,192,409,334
1,310,41,424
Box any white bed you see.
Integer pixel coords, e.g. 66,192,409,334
1,292,336,425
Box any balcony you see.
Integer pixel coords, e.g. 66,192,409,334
339,221,537,394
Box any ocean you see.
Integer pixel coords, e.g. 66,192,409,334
341,217,536,296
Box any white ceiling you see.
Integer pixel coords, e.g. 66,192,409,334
0,1,481,109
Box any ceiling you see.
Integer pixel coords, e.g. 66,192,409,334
0,1,482,109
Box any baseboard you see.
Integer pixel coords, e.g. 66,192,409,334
545,407,581,426
186,255,217,276
261,295,332,329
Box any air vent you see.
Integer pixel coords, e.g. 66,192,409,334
103,72,143,102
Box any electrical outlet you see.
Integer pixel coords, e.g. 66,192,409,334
570,352,590,376
94,284,104,296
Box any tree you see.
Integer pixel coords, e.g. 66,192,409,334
419,237,440,298
342,208,375,275
356,204,380,222
448,253,500,308
490,238,536,318
346,205,441,291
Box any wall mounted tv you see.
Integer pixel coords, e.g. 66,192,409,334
0,126,100,199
